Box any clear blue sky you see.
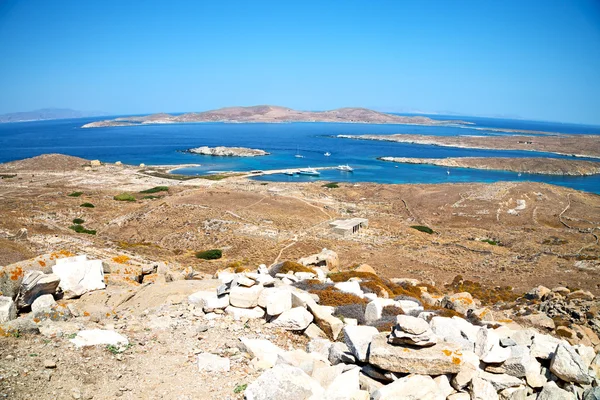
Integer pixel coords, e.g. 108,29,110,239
1,0,599,124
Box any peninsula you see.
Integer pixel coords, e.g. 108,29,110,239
338,133,600,159
81,105,467,128
378,156,600,176
186,146,269,157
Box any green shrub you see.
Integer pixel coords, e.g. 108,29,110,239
139,186,169,194
195,249,222,260
0,174,17,179
72,218,85,224
481,239,498,246
68,191,83,197
322,182,339,189
80,203,95,208
142,195,160,200
410,225,434,234
69,224,96,235
233,384,247,394
114,193,136,202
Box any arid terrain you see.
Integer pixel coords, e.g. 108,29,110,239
1,154,598,294
81,105,466,128
339,133,600,159
378,156,600,176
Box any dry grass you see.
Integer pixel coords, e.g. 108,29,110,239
279,261,316,275
309,287,368,307
445,275,521,305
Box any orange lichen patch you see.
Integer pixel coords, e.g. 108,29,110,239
83,311,90,317
309,287,368,307
442,349,452,356
280,261,316,275
452,357,462,365
112,255,130,264
49,250,75,260
33,317,41,323
143,273,159,284
497,319,514,324
38,260,46,267
105,274,141,287
9,266,23,281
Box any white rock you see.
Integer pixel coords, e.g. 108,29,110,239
258,287,292,316
433,374,454,398
530,333,565,360
396,314,430,335
276,349,324,375
451,351,479,390
245,364,324,400
470,376,499,400
447,393,470,400
52,257,105,298
216,271,236,284
295,272,315,280
364,298,396,323
549,344,592,384
31,294,57,313
307,338,332,359
234,275,256,287
188,291,229,310
478,371,523,391
537,381,576,400
304,323,328,340
229,285,263,308
430,316,479,352
240,337,285,369
334,281,363,297
225,305,265,320
255,274,275,286
0,296,17,323
395,299,424,316
574,344,595,368
312,364,349,390
329,342,356,365
476,328,510,363
70,329,128,348
197,353,230,372
372,374,444,400
272,307,313,330
16,271,61,308
501,345,540,378
298,248,339,270
306,298,344,340
324,367,361,400
343,325,379,362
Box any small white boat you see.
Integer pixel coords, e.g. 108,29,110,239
446,169,450,175
284,171,296,176
295,146,304,158
324,152,331,156
337,164,354,172
298,167,320,176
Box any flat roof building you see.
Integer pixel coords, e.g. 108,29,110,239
329,218,368,236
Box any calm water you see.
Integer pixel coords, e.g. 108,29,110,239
1,115,599,194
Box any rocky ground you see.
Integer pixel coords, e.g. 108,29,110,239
1,154,600,399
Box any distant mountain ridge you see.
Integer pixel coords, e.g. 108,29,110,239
0,108,108,123
82,105,468,128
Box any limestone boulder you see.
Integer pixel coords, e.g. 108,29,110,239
364,298,396,324
537,381,576,400
52,256,105,298
229,285,263,308
197,353,230,372
525,285,551,300
188,291,229,311
549,344,592,384
530,333,566,360
70,329,128,348
521,313,555,330
272,307,313,331
334,281,363,297
16,271,60,308
441,292,476,315
306,298,343,340
31,294,57,314
395,299,424,316
258,287,292,316
470,377,498,400
298,248,338,271
239,337,285,369
389,314,437,347
323,367,365,400
343,325,379,362
368,333,463,375
372,374,444,400
244,364,324,400
225,305,265,320
329,341,356,365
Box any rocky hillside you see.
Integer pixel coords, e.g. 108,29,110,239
1,249,599,399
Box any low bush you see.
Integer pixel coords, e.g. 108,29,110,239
293,279,333,292
72,218,85,224
322,182,339,189
68,191,83,197
195,249,222,260
279,261,316,275
139,186,169,194
481,239,498,246
80,203,95,208
114,193,136,202
410,225,434,234
334,303,367,325
445,275,520,305
309,287,368,307
69,224,96,235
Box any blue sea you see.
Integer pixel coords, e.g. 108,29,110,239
1,114,599,194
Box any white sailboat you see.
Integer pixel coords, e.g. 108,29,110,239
295,146,304,158
324,152,331,156
337,164,354,172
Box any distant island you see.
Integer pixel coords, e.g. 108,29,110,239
378,156,600,176
185,146,269,157
81,105,468,128
0,108,108,123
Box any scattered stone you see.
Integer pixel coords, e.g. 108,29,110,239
188,291,229,311
537,381,576,400
229,285,263,308
343,325,379,362
364,298,396,324
334,281,363,297
197,353,230,372
225,305,265,320
272,307,313,330
549,344,592,384
368,333,463,375
478,371,523,391
470,377,498,400
31,294,57,314
298,248,338,271
521,313,555,330
323,366,362,399
15,271,60,308
244,364,324,400
567,290,594,301
43,359,57,369
395,299,424,316
442,292,475,315
52,256,105,298
240,337,285,369
372,374,443,400
329,342,356,365
304,323,328,340
258,287,292,316
70,329,129,348
530,333,565,360
306,298,344,340
389,314,437,347
525,286,551,300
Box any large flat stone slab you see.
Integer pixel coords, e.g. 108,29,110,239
368,332,464,375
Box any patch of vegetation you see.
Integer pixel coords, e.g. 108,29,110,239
542,236,568,245
114,193,136,202
139,186,169,194
68,191,83,197
72,218,85,224
142,195,160,200
66,333,77,339
279,261,316,275
195,249,222,260
233,384,247,394
293,279,334,292
139,170,198,181
0,174,17,179
198,174,233,181
410,225,434,234
445,275,521,305
322,182,339,189
481,239,498,246
334,303,367,325
69,224,97,235
80,203,95,208
309,287,368,307
106,344,132,355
